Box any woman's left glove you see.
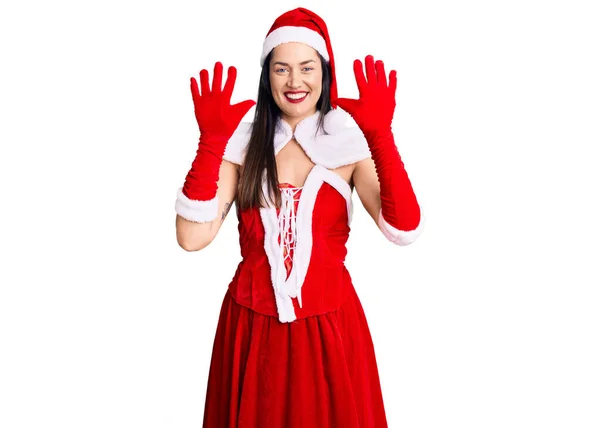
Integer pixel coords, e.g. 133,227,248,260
335,56,422,239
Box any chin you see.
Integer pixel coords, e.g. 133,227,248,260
283,107,316,119
282,102,316,118
277,92,319,118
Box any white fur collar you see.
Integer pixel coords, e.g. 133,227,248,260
223,111,371,169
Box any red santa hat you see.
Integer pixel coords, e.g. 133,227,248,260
260,7,347,134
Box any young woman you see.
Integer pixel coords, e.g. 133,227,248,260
175,7,424,428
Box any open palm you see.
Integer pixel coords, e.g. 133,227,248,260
190,62,255,140
335,55,397,136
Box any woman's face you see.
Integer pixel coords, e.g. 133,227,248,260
269,42,323,126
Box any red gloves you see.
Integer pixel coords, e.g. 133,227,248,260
181,62,255,202
336,55,421,232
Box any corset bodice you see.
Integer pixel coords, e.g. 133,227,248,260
228,165,355,323
276,183,302,281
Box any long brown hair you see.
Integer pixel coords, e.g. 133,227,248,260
236,50,332,212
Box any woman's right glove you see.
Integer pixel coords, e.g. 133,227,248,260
176,62,255,223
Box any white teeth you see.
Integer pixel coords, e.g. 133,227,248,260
285,92,308,100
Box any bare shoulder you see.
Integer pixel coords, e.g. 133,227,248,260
228,159,241,175
331,161,358,187
353,156,376,175
350,156,375,183
221,158,239,174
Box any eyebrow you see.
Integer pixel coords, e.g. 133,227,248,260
272,60,316,66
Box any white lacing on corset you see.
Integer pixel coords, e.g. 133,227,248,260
278,186,303,269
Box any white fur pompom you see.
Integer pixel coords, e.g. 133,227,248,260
323,108,348,135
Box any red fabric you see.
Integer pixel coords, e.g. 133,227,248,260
336,55,421,230
182,62,255,201
228,183,351,320
366,131,421,231
202,285,388,428
203,180,389,426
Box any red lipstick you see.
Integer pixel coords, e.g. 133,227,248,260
284,91,308,104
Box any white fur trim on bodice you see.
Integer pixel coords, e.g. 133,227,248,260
259,164,353,323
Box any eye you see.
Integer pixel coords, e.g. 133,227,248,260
275,68,288,73
302,67,314,72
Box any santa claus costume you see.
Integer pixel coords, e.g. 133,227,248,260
175,7,425,428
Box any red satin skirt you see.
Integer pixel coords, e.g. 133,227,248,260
202,283,389,428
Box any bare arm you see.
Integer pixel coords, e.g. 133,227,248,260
352,156,382,225
176,159,239,251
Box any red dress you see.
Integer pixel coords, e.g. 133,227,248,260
191,110,429,427
202,173,389,428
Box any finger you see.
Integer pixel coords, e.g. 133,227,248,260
231,99,256,121
364,55,376,86
199,69,210,95
190,77,201,102
222,66,237,99
375,60,387,86
352,59,367,93
389,70,397,94
212,62,223,92
335,97,359,114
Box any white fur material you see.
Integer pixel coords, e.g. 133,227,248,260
377,208,426,246
279,112,371,168
260,164,353,323
175,187,219,223
259,189,297,323
323,108,348,135
223,122,252,165
223,111,371,169
261,26,329,65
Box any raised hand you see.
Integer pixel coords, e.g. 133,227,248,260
190,62,256,141
178,63,254,205
335,55,422,236
334,55,397,137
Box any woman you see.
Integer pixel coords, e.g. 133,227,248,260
175,7,424,428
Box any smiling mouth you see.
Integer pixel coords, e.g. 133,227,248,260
284,92,308,102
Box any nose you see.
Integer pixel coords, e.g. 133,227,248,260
287,70,302,89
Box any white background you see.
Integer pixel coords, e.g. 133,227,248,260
1,0,599,427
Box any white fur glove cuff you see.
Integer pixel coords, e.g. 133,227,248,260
175,187,219,223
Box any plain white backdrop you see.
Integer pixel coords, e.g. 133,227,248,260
1,0,599,427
